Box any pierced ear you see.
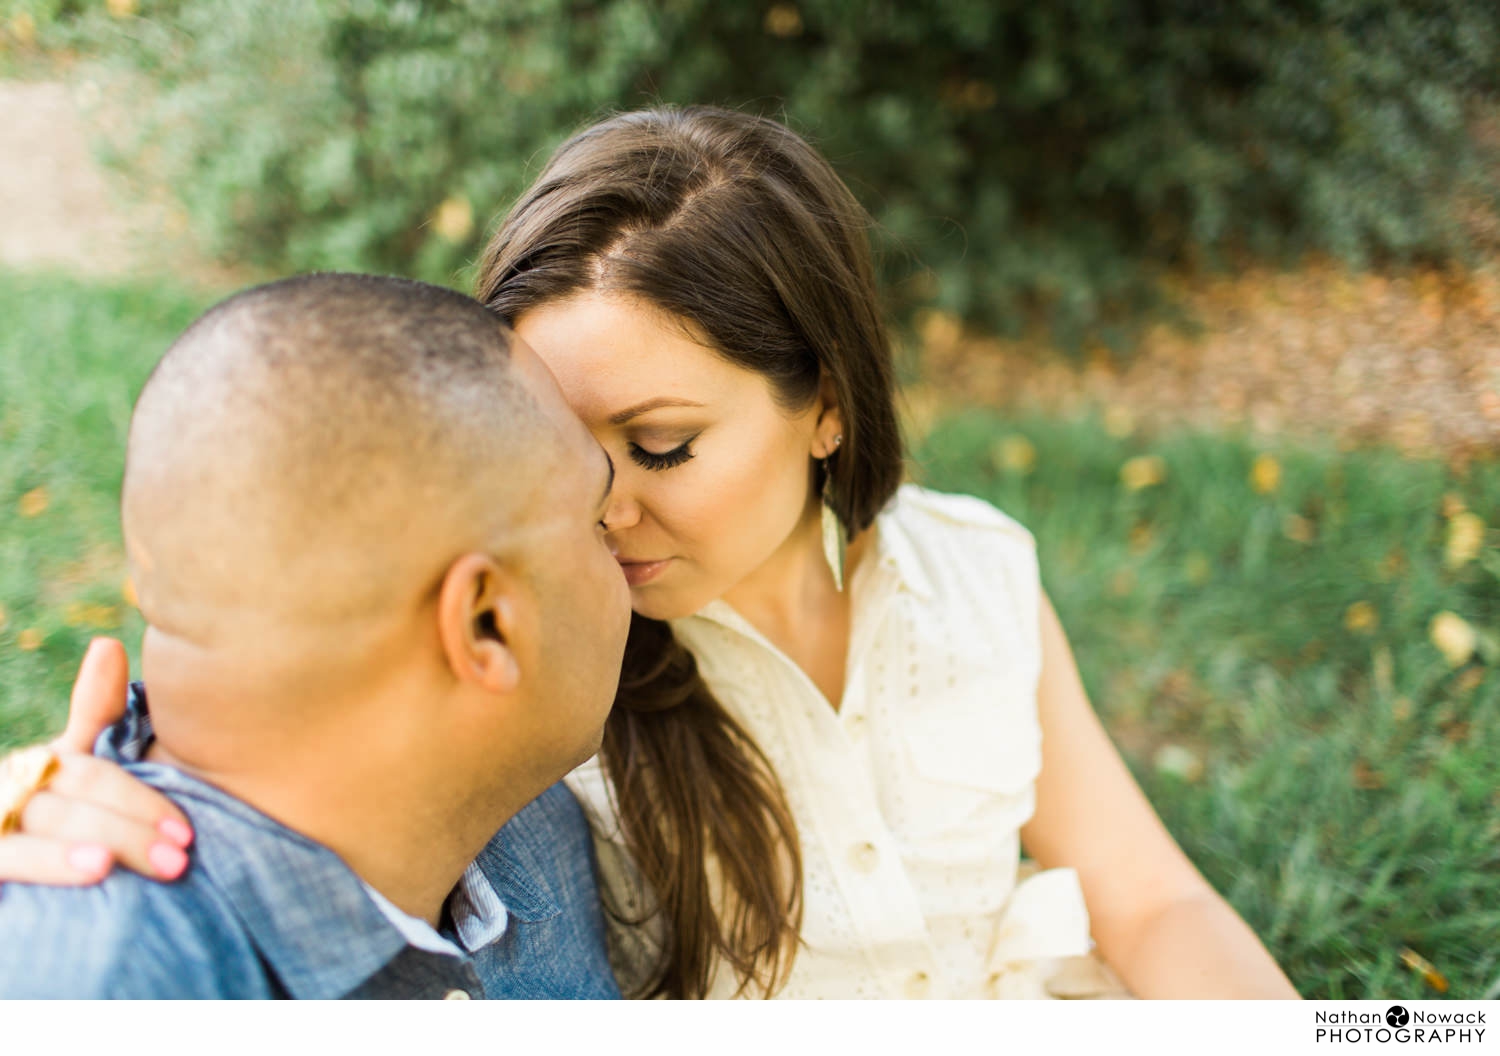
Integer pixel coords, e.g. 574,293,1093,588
437,553,521,694
813,373,845,459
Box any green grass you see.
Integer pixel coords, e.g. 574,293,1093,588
914,413,1500,1001
0,270,215,744
2,270,1496,999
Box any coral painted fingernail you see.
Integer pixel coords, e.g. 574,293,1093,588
147,841,188,879
67,845,112,876
157,817,194,847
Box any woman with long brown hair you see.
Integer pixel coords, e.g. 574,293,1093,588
4,106,1295,999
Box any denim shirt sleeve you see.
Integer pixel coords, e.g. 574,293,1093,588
0,869,275,998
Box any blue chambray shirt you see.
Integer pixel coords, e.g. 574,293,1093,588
0,686,620,999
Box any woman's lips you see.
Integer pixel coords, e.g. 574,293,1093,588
616,557,672,587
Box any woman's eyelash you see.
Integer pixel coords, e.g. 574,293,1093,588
628,440,696,471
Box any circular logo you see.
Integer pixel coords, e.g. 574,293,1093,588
1386,1006,1410,1027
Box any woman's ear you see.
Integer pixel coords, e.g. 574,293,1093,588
813,372,845,459
437,553,522,694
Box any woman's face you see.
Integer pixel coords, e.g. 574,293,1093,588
513,290,839,621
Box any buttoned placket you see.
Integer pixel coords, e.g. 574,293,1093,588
682,536,946,999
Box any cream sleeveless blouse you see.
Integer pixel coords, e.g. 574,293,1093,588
565,485,1094,999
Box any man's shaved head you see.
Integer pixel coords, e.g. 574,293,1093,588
124,274,557,661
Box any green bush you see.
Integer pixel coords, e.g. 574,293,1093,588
61,0,1500,342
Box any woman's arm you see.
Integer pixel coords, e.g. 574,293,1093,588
1019,592,1298,998
0,639,192,886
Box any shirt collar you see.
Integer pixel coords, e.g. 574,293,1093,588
680,494,935,638
104,685,508,998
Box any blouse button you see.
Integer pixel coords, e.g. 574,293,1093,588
442,988,472,1000
904,971,931,999
848,841,880,873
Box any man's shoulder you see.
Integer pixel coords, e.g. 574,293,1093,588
0,865,276,998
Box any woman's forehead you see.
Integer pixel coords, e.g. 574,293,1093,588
512,291,762,421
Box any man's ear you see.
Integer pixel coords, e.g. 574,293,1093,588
813,372,845,459
437,553,522,694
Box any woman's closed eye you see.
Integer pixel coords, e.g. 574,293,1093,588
628,438,696,471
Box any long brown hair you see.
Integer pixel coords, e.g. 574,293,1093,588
476,106,904,998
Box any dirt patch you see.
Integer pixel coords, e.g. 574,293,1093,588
0,80,140,275
916,261,1500,462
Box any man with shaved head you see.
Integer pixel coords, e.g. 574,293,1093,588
0,274,631,998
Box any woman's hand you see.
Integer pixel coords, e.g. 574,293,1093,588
0,639,193,888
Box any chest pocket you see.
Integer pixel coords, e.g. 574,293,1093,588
886,688,1043,849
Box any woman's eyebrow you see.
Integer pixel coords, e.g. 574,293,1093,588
608,398,705,425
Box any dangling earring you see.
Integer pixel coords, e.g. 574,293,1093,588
821,434,846,592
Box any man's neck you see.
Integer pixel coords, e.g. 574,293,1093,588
145,721,524,929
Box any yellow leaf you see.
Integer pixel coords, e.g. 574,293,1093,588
431,196,474,243
0,603,7,631
1119,455,1166,492
1343,601,1379,634
1429,611,1476,667
1445,512,1485,569
988,434,1036,475
106,0,138,17
1282,514,1315,543
18,628,43,652
123,576,139,608
9,12,36,46
1440,492,1467,519
1103,405,1135,438
18,487,48,518
1399,948,1450,994
1250,454,1281,495
763,3,803,36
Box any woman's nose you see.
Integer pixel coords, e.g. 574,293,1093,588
600,486,642,534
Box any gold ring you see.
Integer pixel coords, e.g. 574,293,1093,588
0,745,61,835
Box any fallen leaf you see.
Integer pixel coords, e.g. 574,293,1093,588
1343,601,1379,634
9,12,36,46
1400,948,1450,993
1109,567,1136,597
1282,514,1315,543
1250,453,1281,495
989,434,1036,474
1120,455,1166,492
1103,405,1135,438
18,487,48,518
0,604,6,632
106,0,138,17
17,628,43,652
1352,759,1384,789
123,577,138,608
1441,492,1468,519
1391,696,1412,721
1430,611,1477,667
1445,512,1485,569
